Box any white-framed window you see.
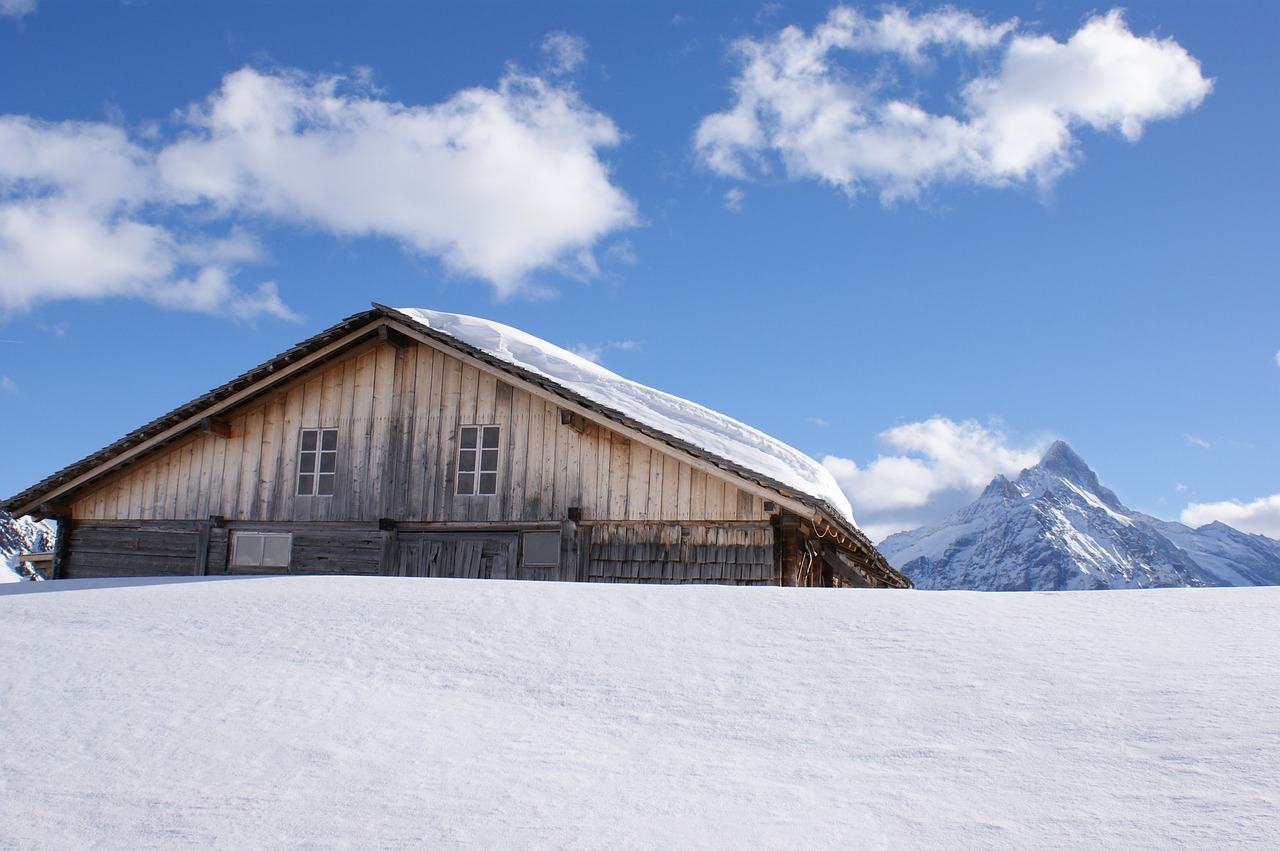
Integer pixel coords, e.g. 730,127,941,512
231,532,293,569
297,428,338,496
521,530,560,566
457,425,500,495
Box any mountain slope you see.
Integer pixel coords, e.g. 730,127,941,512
879,441,1280,591
1,510,55,582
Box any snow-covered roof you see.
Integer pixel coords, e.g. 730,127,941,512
392,307,858,526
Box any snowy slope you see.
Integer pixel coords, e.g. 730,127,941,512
393,307,857,524
880,442,1280,591
0,510,54,582
1,577,1277,848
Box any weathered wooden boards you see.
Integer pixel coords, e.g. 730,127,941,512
588,523,775,584
69,338,770,530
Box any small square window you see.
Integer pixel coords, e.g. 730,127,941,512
298,428,338,496
521,531,560,566
231,532,292,569
457,425,500,495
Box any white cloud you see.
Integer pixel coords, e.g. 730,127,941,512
823,416,1047,541
0,374,15,393
1182,495,1280,539
1185,434,1212,450
696,6,1211,201
542,32,587,75
0,56,637,317
0,116,291,320
807,417,828,427
158,66,636,297
0,0,35,19
724,187,745,212
1274,349,1280,368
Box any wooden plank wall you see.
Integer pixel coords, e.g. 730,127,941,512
588,522,775,585
62,520,201,578
69,339,771,529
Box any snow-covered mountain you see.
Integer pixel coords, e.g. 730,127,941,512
1,510,55,582
880,441,1280,591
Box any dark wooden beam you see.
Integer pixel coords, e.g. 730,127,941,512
378,325,410,349
559,409,588,433
200,416,231,439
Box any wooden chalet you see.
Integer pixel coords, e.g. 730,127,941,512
3,305,910,589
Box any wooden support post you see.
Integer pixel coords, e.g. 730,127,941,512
378,518,399,576
193,519,213,576
50,516,70,580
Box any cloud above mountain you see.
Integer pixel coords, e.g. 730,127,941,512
1182,495,1280,539
697,6,1212,202
823,416,1047,542
0,60,636,317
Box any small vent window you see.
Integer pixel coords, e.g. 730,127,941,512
231,532,292,569
457,425,500,495
297,428,338,496
521,531,560,566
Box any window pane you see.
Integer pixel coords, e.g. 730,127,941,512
480,449,499,473
458,451,476,473
522,531,560,566
456,472,475,495
232,533,265,566
320,429,338,451
481,427,500,449
262,534,292,567
460,426,477,449
301,430,318,451
478,472,497,495
299,453,316,474
318,452,336,474
317,473,335,496
296,474,314,496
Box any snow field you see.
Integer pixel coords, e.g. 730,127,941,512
2,577,1277,848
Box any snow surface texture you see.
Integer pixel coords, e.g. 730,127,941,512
2,577,1278,848
0,510,54,582
394,307,857,524
880,441,1280,591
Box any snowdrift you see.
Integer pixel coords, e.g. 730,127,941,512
2,578,1277,847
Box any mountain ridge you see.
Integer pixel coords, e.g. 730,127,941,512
880,443,1280,591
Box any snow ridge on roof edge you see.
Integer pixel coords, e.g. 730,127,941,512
392,307,859,527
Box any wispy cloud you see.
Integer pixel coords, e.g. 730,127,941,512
696,6,1212,202
1185,434,1212,450
0,52,637,317
724,187,745,213
0,374,15,393
542,32,587,75
823,416,1048,541
0,0,36,20
807,416,828,427
1182,495,1280,539
567,339,638,364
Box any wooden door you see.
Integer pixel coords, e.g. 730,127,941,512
395,532,518,579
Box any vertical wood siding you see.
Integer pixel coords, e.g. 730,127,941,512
70,339,771,527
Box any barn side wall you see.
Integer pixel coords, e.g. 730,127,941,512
68,338,771,529
55,334,788,583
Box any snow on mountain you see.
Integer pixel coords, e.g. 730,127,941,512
880,441,1280,591
2,576,1278,847
0,510,54,582
392,307,858,525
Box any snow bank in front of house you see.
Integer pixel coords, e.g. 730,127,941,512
396,307,857,524
2,577,1278,848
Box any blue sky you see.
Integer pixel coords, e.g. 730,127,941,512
1,0,1276,541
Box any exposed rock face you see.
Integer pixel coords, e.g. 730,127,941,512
880,442,1280,591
